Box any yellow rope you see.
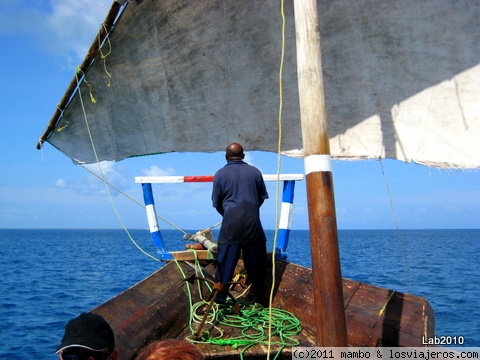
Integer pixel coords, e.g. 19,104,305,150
76,121,220,262
98,23,113,87
75,70,165,263
77,139,221,260
72,74,220,256
55,106,69,132
80,163,193,236
76,68,97,103
61,12,231,263
267,0,286,358
378,290,396,317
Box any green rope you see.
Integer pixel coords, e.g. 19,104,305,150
190,302,301,359
173,253,215,335
176,251,302,358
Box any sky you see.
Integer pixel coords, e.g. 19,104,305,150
0,0,479,232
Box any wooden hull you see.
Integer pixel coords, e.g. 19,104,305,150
93,260,434,360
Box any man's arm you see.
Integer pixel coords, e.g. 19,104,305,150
212,179,224,215
258,175,269,207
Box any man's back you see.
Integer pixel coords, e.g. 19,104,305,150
212,160,268,244
212,142,269,306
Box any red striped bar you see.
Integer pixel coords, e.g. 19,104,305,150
184,175,214,182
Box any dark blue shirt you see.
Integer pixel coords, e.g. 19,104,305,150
212,160,268,244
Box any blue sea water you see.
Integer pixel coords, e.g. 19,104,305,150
0,228,478,359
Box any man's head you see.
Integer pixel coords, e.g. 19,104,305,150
57,312,117,360
226,142,244,161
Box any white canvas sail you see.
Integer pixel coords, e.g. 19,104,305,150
39,0,480,169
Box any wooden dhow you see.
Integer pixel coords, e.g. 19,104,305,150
37,0,480,358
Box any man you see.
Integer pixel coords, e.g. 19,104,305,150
212,142,269,306
56,312,118,360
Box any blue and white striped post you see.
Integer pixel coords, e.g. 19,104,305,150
275,180,296,260
141,183,169,256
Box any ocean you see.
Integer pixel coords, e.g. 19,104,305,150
0,228,478,358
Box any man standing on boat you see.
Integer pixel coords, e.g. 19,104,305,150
212,142,269,306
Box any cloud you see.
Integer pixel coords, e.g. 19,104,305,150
55,178,67,188
45,0,111,60
244,152,268,174
78,161,130,196
142,165,175,177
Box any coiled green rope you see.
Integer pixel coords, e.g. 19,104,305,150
189,301,302,360
175,254,301,359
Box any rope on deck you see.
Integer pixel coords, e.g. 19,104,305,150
188,301,302,360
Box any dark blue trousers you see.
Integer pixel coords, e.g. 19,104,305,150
214,242,267,306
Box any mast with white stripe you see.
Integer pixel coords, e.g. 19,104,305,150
294,0,348,346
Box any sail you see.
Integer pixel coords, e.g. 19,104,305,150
38,0,480,169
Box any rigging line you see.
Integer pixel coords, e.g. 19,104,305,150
75,71,162,263
79,163,189,236
76,102,218,257
82,163,222,238
379,159,410,292
268,0,286,358
80,156,221,256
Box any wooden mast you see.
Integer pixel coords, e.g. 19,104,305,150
293,0,348,346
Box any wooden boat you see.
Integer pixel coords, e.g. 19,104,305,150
36,0,478,358
92,258,434,359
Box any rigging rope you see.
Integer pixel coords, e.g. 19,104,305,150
79,163,191,236
70,22,213,260
379,159,411,292
266,0,287,357
76,70,165,263
74,67,220,258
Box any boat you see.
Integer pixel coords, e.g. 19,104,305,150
36,0,479,359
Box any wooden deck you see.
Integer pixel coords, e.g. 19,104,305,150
93,259,434,360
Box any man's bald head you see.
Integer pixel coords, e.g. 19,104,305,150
226,142,244,161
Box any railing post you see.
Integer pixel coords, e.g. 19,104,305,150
141,183,167,253
275,180,296,259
